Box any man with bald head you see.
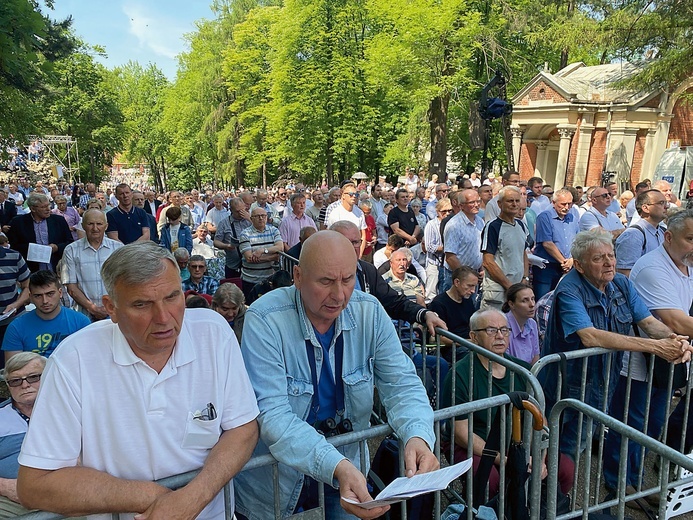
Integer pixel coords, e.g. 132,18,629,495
235,231,437,519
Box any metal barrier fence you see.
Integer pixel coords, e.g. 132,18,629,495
533,346,693,519
278,252,299,278
11,398,544,520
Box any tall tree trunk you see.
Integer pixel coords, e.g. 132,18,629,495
560,0,575,69
428,93,450,181
326,136,334,186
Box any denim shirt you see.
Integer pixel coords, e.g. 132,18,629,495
234,286,435,519
540,269,650,411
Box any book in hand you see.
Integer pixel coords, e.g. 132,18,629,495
342,458,473,510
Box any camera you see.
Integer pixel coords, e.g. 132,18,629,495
314,416,353,437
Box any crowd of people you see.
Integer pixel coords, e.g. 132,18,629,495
0,169,692,518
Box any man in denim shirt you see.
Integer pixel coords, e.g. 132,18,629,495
540,229,690,462
235,231,438,520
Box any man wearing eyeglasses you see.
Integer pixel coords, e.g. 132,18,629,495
441,309,538,497
239,207,284,300
615,189,667,277
578,186,625,238
183,255,220,296
2,270,89,363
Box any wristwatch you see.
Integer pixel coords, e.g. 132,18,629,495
523,276,530,282
264,248,269,254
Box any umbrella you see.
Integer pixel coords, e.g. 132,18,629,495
351,171,368,180
473,392,544,520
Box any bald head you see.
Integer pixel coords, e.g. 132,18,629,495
295,231,357,332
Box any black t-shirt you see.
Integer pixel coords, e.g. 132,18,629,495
428,291,476,339
388,206,418,236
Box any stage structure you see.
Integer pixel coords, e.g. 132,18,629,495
28,135,80,182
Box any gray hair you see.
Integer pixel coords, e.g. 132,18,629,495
174,248,190,261
213,282,245,308
497,185,521,202
101,242,178,299
391,247,413,263
27,192,49,208
469,309,507,332
570,228,614,264
665,209,693,236
4,352,47,376
553,188,573,202
358,199,372,210
410,198,422,208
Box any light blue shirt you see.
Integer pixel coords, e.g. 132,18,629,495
235,286,435,519
443,211,485,270
534,207,579,263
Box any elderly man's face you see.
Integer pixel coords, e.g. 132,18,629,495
390,250,410,279
257,192,268,205
30,200,51,220
7,358,44,409
470,312,510,357
313,191,324,205
250,209,267,230
170,192,182,206
453,273,478,300
132,193,145,208
665,218,693,267
213,198,224,210
656,182,673,202
83,211,107,243
575,243,616,290
103,261,185,361
188,259,207,282
335,226,362,260
293,197,306,216
553,194,573,218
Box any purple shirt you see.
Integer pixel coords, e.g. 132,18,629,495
278,212,316,248
505,311,539,364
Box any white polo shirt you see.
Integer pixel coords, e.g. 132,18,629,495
19,308,259,520
626,245,693,380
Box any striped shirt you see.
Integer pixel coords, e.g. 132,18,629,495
0,248,30,312
239,225,283,283
61,237,123,317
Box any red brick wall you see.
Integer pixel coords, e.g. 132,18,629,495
565,118,582,186
642,95,661,109
668,88,693,146
519,143,537,178
518,81,567,106
630,130,647,189
585,129,607,187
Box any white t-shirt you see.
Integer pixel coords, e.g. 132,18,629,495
626,246,693,380
325,203,366,230
19,309,259,520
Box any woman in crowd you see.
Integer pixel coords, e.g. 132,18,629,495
0,353,46,518
501,283,540,365
51,195,80,241
212,282,246,343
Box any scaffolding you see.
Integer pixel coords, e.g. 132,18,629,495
27,135,80,182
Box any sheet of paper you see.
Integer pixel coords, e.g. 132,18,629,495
342,458,473,509
0,308,16,323
27,243,52,264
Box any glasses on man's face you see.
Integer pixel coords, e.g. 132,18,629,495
544,191,554,196
473,327,511,337
596,193,611,199
278,192,287,197
6,373,41,387
344,192,358,197
647,200,667,207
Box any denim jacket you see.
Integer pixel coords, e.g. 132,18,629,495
234,286,435,519
540,269,650,411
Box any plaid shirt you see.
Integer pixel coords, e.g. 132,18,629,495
183,276,220,296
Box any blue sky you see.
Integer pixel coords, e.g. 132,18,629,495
46,0,215,79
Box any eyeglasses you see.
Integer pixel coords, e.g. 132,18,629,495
646,200,667,206
595,193,611,199
278,192,287,197
473,327,511,336
544,191,554,196
6,373,41,387
344,192,358,197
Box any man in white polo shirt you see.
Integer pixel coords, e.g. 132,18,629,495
17,242,259,520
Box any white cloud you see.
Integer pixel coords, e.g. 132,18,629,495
122,2,188,60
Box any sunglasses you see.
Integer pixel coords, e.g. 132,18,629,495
6,373,41,387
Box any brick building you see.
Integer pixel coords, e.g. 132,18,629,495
510,62,692,191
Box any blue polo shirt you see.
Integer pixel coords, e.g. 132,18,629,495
534,207,579,263
106,206,149,244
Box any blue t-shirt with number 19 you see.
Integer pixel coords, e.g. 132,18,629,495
1,307,90,357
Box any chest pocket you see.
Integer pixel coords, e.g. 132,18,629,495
286,376,314,420
611,293,633,334
342,358,374,416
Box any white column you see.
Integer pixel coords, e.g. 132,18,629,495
639,129,658,181
511,127,524,172
606,127,639,183
646,114,673,179
555,126,576,188
535,141,549,177
573,114,595,187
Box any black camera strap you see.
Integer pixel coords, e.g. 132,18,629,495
305,332,345,423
